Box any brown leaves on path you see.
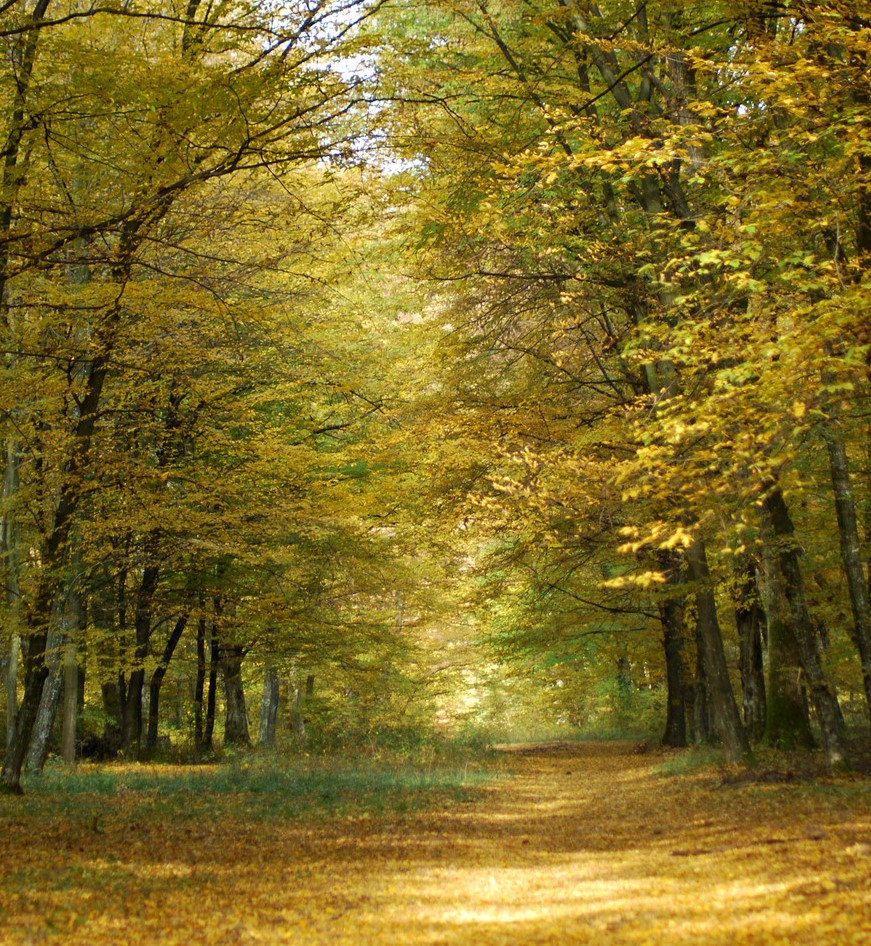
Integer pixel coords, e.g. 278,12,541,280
1,742,869,945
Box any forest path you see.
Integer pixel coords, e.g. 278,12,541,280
3,741,870,945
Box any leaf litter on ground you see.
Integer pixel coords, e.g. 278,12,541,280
0,741,869,945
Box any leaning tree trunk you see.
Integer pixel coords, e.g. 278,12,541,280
1,569,57,793
25,628,63,773
763,486,847,769
685,538,750,761
145,613,188,756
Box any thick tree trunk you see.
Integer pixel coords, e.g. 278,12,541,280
734,563,767,743
99,674,123,755
684,538,750,761
1,622,50,793
258,665,280,749
691,630,710,745
221,644,250,747
766,614,815,749
763,486,847,769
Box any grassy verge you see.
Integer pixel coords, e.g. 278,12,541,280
13,745,505,824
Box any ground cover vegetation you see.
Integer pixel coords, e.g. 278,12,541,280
0,0,868,804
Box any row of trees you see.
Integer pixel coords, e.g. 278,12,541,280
1,0,869,789
368,0,871,766
0,0,444,792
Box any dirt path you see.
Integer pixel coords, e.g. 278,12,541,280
4,742,871,944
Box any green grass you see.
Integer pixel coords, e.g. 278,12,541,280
653,745,726,776
15,748,504,823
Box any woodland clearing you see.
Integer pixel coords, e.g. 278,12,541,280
0,741,869,946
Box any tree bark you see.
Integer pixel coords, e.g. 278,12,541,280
2,439,21,753
25,629,63,773
145,613,188,755
194,616,207,751
221,644,251,748
5,634,19,753
824,426,871,721
121,563,159,758
734,562,767,743
763,486,847,769
690,626,710,746
61,638,79,765
658,554,689,747
684,538,750,761
204,632,219,752
258,665,280,749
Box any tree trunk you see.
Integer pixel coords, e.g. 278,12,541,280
824,426,871,721
684,538,750,761
763,486,847,769
291,675,313,748
61,638,79,765
660,597,689,747
204,633,219,751
658,554,689,747
691,627,710,746
60,557,84,765
121,563,159,758
194,616,207,751
734,562,767,743
25,629,63,773
221,644,250,747
764,610,815,749
5,634,19,753
1,620,50,792
258,665,280,749
2,435,21,752
145,613,188,755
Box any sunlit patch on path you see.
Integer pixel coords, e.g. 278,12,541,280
1,742,869,944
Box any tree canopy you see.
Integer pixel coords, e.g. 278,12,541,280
1,0,869,788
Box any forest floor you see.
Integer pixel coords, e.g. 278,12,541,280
1,741,870,945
